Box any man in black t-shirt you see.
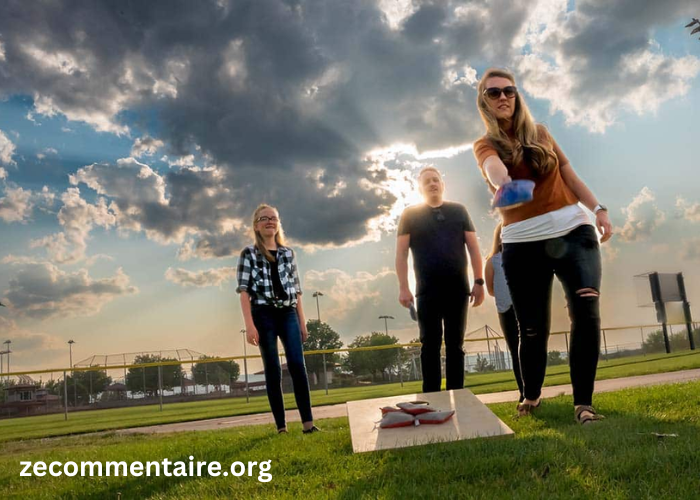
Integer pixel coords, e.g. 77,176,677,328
396,167,484,393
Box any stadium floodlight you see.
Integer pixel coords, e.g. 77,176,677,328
312,291,324,323
378,315,395,336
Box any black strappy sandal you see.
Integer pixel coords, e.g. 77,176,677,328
516,399,541,417
277,428,288,434
575,405,605,425
302,425,321,434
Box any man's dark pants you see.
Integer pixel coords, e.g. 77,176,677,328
417,291,469,393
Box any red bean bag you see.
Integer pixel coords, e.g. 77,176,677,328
379,412,416,428
380,406,403,415
416,410,455,425
396,402,437,415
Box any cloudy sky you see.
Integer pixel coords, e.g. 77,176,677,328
1,0,699,373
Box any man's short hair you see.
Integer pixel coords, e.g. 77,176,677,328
418,166,443,181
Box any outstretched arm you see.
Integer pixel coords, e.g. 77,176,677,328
483,155,512,188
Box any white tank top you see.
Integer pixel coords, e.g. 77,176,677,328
501,203,593,243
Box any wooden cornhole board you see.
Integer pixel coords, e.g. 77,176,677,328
347,388,514,453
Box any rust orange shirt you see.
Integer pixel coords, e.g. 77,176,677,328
473,125,579,226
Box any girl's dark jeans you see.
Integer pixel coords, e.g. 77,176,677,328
498,305,524,402
502,224,602,406
251,305,313,429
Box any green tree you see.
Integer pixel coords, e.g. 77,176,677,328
61,370,112,405
547,350,567,366
192,356,240,391
642,330,696,353
344,332,400,381
303,320,343,386
125,354,183,397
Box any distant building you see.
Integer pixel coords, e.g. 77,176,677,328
1,379,61,417
101,382,128,401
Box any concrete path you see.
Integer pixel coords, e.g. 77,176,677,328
116,368,700,436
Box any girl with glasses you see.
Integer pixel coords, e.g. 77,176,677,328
236,204,319,434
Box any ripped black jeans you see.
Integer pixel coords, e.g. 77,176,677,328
502,224,602,406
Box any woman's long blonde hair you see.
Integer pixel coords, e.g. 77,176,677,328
252,204,287,262
487,222,503,260
476,68,557,176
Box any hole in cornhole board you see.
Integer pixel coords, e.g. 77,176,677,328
347,388,514,453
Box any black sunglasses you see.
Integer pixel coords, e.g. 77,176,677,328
483,86,518,100
432,208,445,222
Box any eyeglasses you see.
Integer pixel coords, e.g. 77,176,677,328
483,86,518,101
432,208,445,222
256,216,279,223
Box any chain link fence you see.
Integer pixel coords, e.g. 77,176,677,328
0,321,698,420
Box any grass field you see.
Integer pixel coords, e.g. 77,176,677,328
1,350,698,443
1,380,698,499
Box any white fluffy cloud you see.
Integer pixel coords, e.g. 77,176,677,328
131,136,165,158
0,183,56,224
515,0,700,133
0,186,33,223
36,147,58,160
164,266,236,288
0,129,16,165
601,243,620,263
70,158,247,254
2,261,137,320
30,187,116,264
676,196,700,223
619,187,665,242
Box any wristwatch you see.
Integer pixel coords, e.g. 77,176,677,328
473,278,485,286
594,204,608,214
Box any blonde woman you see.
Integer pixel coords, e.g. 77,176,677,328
236,204,319,434
473,68,613,424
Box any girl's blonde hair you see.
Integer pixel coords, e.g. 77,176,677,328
476,68,557,176
252,204,287,262
487,222,503,260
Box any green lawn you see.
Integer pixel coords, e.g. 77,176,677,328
1,381,698,499
1,350,698,443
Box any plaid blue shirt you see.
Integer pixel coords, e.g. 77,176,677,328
236,245,302,307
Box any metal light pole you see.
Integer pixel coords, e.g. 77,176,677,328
0,304,6,381
378,315,394,336
3,340,11,383
378,315,401,387
68,340,76,406
312,291,324,323
241,329,249,403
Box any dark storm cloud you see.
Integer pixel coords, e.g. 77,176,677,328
0,0,514,251
3,0,694,252
2,262,137,319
